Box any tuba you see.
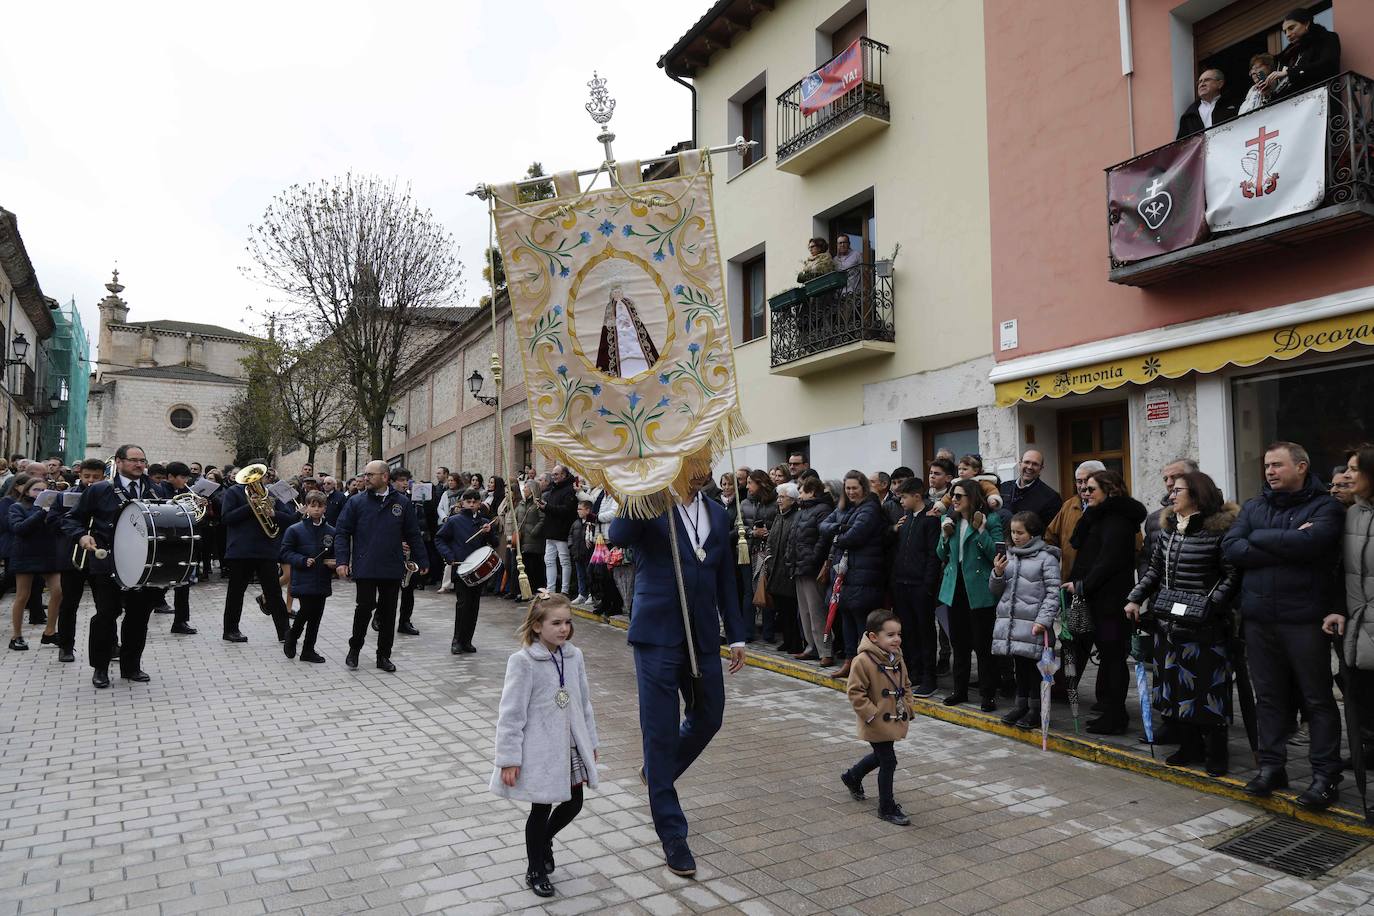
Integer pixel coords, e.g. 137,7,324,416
234,463,280,539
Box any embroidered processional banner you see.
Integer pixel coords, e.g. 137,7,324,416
492,150,745,517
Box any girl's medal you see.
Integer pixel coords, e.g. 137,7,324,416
550,647,571,708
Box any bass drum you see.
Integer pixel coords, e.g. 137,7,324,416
113,500,198,589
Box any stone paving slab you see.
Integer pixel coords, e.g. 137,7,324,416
2,579,1374,914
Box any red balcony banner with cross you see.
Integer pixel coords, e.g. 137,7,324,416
800,39,863,116
1205,85,1328,231
1107,134,1208,264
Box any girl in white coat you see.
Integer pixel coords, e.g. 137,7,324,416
492,592,599,898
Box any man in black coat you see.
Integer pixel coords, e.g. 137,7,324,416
1177,69,1240,138
539,466,578,596
1222,441,1346,809
998,450,1062,531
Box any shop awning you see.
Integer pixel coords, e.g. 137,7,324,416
994,307,1374,407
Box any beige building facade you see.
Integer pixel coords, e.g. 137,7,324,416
661,0,1011,480
0,208,57,460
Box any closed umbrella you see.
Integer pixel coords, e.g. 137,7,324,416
1334,642,1370,822
1057,598,1082,735
1037,631,1061,751
1135,652,1156,757
823,553,848,635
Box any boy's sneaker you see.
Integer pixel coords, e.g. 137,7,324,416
840,770,866,801
912,680,938,699
879,804,911,826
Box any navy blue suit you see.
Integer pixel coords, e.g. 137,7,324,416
436,509,498,648
324,490,348,526
334,487,428,661
280,518,336,657
609,498,745,844
219,483,298,640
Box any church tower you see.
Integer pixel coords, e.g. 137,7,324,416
94,268,128,380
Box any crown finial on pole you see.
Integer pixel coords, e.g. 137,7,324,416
586,71,617,165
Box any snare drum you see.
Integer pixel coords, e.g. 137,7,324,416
456,546,502,587
112,500,198,589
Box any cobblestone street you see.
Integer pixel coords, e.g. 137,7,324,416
4,581,1374,915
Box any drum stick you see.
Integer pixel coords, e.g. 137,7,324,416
464,526,492,544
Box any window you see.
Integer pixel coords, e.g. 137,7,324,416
1191,0,1332,105
1056,403,1131,497
169,407,195,430
742,90,765,169
1231,356,1372,500
741,255,766,343
923,415,979,473
831,7,867,57
828,198,876,263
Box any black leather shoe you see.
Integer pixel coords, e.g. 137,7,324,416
170,623,197,635
121,670,151,682
1001,703,1028,725
9,637,28,651
1242,767,1289,797
980,697,998,712
300,650,326,663
153,605,174,615
397,623,419,636
461,644,477,654
283,636,297,659
450,640,462,655
1296,775,1341,810
942,693,968,707
92,667,110,689
376,657,396,673
40,633,59,645
346,650,359,669
841,770,866,801
525,868,554,898
58,649,74,663
255,594,269,616
662,837,696,877
370,615,380,632
223,632,248,643
1204,728,1229,777
1086,714,1129,736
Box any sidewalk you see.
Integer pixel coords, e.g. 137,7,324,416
570,605,1374,837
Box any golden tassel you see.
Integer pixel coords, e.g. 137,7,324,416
736,515,750,566
515,549,532,601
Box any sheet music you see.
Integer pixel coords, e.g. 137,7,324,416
62,491,82,508
411,482,432,502
192,477,221,498
267,481,298,504
34,490,59,509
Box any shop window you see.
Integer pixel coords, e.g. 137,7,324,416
1057,404,1131,498
1231,357,1373,500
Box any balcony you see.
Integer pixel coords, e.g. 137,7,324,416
769,261,895,376
775,37,889,175
1107,71,1374,287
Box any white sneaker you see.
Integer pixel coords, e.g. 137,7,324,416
574,595,591,608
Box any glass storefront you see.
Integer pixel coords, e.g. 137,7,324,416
1231,356,1374,499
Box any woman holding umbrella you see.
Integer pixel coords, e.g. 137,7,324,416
1128,472,1242,773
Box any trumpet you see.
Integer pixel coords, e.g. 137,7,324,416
402,543,419,588
172,491,209,522
234,463,280,539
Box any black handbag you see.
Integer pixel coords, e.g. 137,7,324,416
1062,587,1094,638
1151,532,1219,627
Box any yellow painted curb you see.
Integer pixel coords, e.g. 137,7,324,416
567,606,1374,837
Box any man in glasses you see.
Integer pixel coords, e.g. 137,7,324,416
787,453,810,481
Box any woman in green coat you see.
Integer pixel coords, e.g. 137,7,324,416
936,479,1005,711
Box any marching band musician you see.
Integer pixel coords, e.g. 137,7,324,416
50,458,108,662
333,460,428,673
160,462,199,636
61,444,161,689
436,488,498,655
279,491,336,664
7,475,62,652
376,468,424,638
220,466,298,645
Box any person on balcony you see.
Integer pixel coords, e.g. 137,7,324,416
1240,54,1283,115
797,238,836,283
1177,68,1239,139
833,235,862,294
1269,8,1341,99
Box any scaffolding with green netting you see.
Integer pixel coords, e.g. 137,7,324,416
41,301,89,463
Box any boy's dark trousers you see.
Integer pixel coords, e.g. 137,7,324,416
398,582,416,628
290,594,326,654
58,568,88,652
847,741,898,808
173,584,191,627
893,588,937,685
453,581,482,648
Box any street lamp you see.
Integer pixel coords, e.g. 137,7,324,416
48,393,62,412
467,369,498,407
7,333,28,365
385,408,407,434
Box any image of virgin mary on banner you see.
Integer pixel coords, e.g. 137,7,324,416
491,150,745,518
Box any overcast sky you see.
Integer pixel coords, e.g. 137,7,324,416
0,1,705,351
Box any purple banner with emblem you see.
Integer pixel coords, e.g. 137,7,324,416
1107,134,1209,264
800,39,863,116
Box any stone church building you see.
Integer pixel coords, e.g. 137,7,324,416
85,271,257,466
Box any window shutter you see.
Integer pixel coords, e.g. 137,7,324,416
1193,0,1290,62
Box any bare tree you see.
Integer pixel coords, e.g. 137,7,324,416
246,329,358,467
245,174,462,459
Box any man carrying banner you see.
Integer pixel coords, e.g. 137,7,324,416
609,474,746,877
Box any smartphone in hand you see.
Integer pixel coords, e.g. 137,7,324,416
994,541,1007,559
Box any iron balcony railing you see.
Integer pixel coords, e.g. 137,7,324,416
776,37,889,164
769,262,894,368
1106,70,1374,271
